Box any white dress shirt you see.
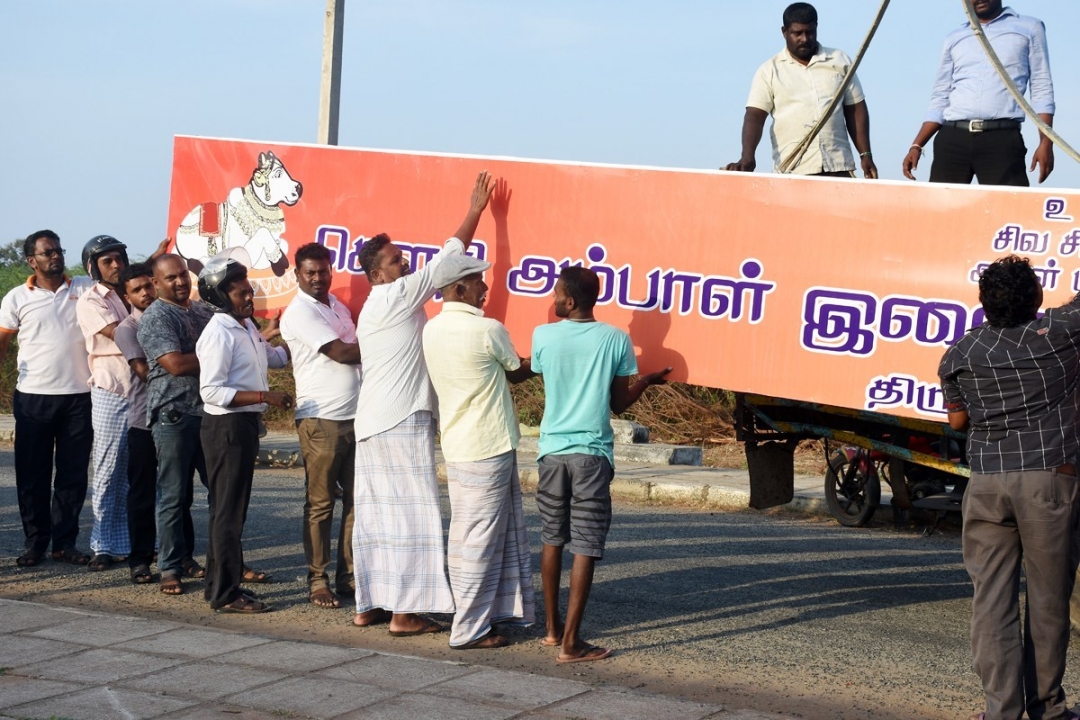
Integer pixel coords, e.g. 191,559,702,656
280,290,361,422
353,237,464,441
422,302,522,463
0,275,93,395
197,313,289,415
746,45,865,175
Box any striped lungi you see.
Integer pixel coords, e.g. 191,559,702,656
352,411,455,614
89,386,131,556
446,450,535,646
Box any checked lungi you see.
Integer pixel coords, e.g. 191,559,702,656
446,450,535,647
352,410,455,614
89,386,131,556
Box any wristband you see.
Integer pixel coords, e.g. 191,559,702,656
910,144,924,156
859,151,873,158
258,391,264,404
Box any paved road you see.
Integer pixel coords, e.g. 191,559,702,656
2,444,1079,719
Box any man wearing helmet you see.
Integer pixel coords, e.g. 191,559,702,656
76,235,134,571
196,257,291,614
0,231,94,568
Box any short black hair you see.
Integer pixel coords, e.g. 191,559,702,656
294,242,332,267
783,2,817,27
559,266,600,312
978,255,1041,328
119,262,153,293
357,234,392,281
24,230,60,259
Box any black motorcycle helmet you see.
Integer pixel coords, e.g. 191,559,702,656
81,235,128,282
198,256,248,313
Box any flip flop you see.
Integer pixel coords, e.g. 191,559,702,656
452,633,509,650
556,644,613,664
352,608,392,627
388,618,444,637
16,549,45,567
181,557,206,579
51,547,91,565
540,635,563,647
241,565,273,583
216,596,273,614
310,587,342,609
130,564,154,584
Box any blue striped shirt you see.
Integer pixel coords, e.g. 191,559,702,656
925,7,1054,124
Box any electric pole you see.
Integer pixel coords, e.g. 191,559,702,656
318,0,345,145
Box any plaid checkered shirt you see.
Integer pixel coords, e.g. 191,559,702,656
939,294,1080,473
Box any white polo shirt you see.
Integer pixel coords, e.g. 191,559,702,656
354,237,464,441
746,45,865,175
197,313,289,415
0,275,93,395
422,302,522,463
280,290,361,422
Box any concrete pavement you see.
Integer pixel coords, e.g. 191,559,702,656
0,597,786,720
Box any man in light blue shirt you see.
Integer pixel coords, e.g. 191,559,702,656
531,266,670,664
902,0,1055,186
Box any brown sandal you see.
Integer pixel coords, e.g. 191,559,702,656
159,574,183,595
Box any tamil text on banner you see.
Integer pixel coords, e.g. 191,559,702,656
166,135,1080,421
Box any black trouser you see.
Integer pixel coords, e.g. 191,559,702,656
13,391,93,554
929,125,1029,187
127,427,157,569
200,412,259,609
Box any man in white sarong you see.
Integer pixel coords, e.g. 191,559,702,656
352,172,495,636
422,256,536,649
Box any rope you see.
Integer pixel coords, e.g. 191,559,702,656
959,0,1080,166
776,0,892,174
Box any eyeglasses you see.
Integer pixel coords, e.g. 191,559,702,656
34,248,65,258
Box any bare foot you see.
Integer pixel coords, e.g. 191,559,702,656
352,608,391,627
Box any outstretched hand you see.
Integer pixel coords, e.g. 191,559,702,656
151,237,172,259
470,171,496,214
642,367,673,386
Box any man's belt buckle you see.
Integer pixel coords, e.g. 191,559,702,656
968,119,985,133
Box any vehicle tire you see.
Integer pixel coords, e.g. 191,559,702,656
824,449,881,527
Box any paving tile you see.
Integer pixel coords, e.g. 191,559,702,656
0,635,86,668
337,692,518,720
213,638,373,672
156,704,274,719
425,667,589,710
0,676,82,710
119,658,289,700
113,627,271,658
5,686,195,720
28,614,178,647
317,653,476,690
551,688,722,720
0,599,92,633
223,675,397,716
16,647,183,684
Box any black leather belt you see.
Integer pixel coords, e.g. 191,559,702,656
943,119,1021,133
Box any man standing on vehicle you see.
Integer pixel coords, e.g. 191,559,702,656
902,0,1055,186
725,2,877,178
939,256,1080,720
280,242,361,610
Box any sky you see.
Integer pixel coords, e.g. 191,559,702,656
2,0,1078,258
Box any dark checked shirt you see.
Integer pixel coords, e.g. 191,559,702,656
939,294,1080,473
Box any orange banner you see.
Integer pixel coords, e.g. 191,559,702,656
167,135,1080,421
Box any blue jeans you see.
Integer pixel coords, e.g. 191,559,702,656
152,412,204,577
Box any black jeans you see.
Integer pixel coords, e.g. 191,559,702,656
929,125,1029,187
127,427,157,568
13,391,93,553
200,412,259,609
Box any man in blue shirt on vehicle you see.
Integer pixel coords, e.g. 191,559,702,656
531,266,670,663
902,0,1055,186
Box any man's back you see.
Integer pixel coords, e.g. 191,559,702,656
531,320,637,466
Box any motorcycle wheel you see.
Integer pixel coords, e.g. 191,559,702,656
824,449,881,527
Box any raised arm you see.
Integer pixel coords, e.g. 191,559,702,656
450,171,496,251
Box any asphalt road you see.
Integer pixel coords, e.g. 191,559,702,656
2,443,1079,720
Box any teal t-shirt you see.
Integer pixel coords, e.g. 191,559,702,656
531,320,638,467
